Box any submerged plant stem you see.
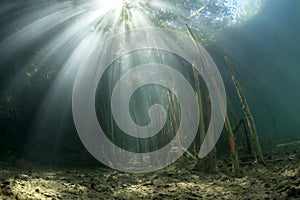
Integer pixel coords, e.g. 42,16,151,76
224,56,264,163
185,23,218,173
225,115,240,176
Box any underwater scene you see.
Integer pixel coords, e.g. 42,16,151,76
0,0,299,199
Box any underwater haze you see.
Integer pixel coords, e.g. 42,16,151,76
0,0,300,199
215,0,300,139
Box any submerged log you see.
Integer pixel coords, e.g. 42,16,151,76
224,56,264,163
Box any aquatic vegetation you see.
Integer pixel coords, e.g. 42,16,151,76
0,94,18,120
225,56,263,164
225,115,240,176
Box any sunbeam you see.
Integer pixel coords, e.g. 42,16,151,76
0,0,265,166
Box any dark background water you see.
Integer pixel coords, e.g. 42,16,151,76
211,0,300,140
